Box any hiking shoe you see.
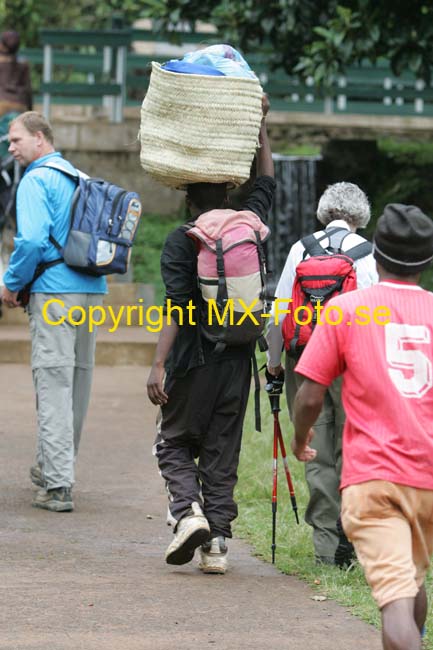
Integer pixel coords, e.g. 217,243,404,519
334,515,355,568
165,502,210,565
199,536,228,574
32,487,74,512
29,465,44,488
166,505,177,527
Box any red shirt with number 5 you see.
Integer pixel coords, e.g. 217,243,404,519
295,280,433,490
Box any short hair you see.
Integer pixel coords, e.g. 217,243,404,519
317,182,371,229
9,111,54,145
186,182,228,212
1,31,20,54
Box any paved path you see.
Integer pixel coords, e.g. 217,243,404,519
0,364,382,650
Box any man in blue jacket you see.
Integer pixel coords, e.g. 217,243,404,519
1,111,106,512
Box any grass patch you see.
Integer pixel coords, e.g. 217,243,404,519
131,212,184,304
235,386,433,647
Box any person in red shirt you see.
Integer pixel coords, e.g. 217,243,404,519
291,203,433,650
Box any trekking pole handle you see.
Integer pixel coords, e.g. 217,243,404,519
265,369,285,413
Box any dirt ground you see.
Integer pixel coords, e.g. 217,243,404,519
0,364,382,650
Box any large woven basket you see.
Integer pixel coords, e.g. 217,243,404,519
139,62,263,189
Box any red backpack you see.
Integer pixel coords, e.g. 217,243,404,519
282,227,372,356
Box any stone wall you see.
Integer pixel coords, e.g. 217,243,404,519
53,115,184,216
52,109,433,216
63,148,184,217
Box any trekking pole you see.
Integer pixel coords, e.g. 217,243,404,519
265,369,299,563
276,414,299,524
271,405,278,563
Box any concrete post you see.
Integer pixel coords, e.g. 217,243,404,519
42,44,53,120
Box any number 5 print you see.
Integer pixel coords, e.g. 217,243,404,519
385,323,432,398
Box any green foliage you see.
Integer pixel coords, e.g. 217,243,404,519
298,2,433,85
3,0,147,47
368,140,433,292
131,211,183,304
145,1,433,86
379,138,433,166
146,0,332,78
3,0,63,47
10,0,433,84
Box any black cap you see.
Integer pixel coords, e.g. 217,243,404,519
373,203,433,275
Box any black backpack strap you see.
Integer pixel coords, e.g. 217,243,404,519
301,233,327,258
344,240,373,261
255,230,266,279
254,230,273,310
32,257,64,281
49,233,62,252
215,238,228,307
17,257,64,308
301,227,347,258
209,240,229,355
252,347,261,432
289,293,310,355
181,221,195,232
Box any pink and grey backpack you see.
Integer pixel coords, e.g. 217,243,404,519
185,209,271,352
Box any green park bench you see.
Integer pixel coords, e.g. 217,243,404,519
38,28,132,122
19,29,433,120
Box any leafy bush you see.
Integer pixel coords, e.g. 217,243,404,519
131,212,184,304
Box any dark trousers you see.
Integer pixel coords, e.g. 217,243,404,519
285,354,344,560
154,357,251,538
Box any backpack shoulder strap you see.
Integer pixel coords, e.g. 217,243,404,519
301,227,348,258
301,233,327,257
39,160,79,182
327,227,350,252
49,233,62,252
19,257,64,305
344,240,373,261
34,161,78,252
181,221,195,232
327,228,373,261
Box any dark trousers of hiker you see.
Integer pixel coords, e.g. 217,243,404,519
154,356,251,539
285,354,345,562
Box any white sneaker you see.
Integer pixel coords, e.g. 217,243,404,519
165,502,210,565
199,536,228,574
166,506,177,527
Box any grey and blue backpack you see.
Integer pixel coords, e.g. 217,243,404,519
42,161,142,276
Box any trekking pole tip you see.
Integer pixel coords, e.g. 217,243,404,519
290,496,300,524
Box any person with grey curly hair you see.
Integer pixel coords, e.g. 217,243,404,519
265,181,378,566
317,181,371,229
